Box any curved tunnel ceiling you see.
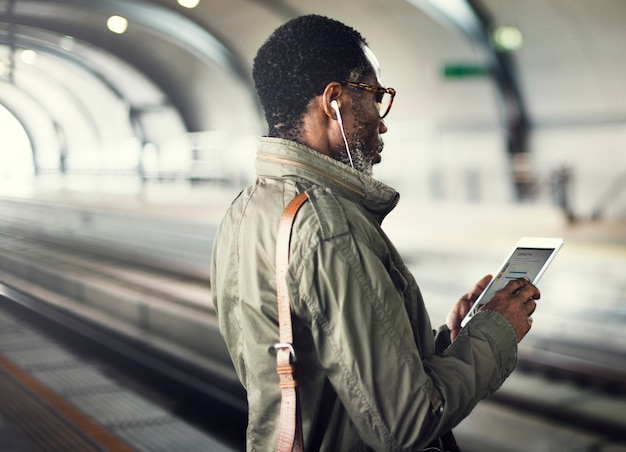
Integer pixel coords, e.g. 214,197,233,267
0,0,526,139
2,0,625,161
1,25,167,172
0,0,260,133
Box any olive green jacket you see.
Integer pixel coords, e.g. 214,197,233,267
211,137,518,451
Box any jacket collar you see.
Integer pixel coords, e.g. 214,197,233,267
256,137,400,222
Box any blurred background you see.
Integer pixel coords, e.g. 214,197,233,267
0,1,624,451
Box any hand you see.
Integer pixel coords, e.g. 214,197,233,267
482,277,540,343
447,274,492,341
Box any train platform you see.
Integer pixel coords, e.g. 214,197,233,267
0,291,239,451
0,178,625,450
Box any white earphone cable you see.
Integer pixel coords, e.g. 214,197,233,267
333,104,354,169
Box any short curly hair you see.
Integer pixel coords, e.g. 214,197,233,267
252,15,372,140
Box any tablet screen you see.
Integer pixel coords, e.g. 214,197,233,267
476,247,555,307
461,238,563,327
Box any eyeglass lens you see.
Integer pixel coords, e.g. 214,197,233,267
377,92,392,118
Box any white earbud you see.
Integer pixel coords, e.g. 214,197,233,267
330,100,354,169
331,100,341,122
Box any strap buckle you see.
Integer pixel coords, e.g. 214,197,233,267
274,342,297,363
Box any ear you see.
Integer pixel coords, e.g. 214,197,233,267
321,82,343,120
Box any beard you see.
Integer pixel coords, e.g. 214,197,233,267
335,134,384,176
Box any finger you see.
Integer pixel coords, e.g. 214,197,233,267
466,274,492,301
505,277,529,294
474,274,492,293
524,298,537,316
517,283,541,301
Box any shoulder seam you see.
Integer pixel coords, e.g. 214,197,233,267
305,187,351,241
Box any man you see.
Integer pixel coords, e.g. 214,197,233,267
211,14,539,451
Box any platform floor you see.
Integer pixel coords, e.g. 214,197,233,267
0,301,237,451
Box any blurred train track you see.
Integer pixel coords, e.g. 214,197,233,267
0,284,246,450
0,227,625,445
518,340,626,393
497,344,626,442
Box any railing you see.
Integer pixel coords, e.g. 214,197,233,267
591,171,626,220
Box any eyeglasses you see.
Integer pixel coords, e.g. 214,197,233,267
344,81,396,119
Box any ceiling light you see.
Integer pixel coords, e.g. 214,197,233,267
107,15,128,34
493,26,523,51
60,35,75,51
20,49,37,65
178,0,200,7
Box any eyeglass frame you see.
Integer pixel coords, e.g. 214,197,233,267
343,81,396,119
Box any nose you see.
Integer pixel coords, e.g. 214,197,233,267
379,118,388,134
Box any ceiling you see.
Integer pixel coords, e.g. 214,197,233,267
1,0,625,205
2,0,624,130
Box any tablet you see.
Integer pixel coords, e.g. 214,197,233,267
460,237,564,327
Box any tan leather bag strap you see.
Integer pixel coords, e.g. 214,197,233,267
275,192,308,452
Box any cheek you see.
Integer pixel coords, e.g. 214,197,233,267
346,102,380,152
354,117,380,149
351,104,378,136
352,101,379,123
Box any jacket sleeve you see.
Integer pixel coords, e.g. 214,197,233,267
434,325,451,354
291,230,518,450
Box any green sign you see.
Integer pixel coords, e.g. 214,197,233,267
442,64,490,79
